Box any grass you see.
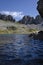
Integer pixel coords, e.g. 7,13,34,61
0,28,38,34
0,20,39,34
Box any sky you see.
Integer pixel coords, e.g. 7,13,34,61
0,0,39,20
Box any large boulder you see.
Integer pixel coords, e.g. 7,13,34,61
30,31,43,40
37,0,43,17
37,31,43,40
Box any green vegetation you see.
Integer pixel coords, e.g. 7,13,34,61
7,26,17,30
0,29,38,34
0,20,39,34
28,29,38,33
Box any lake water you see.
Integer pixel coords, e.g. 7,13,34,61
0,34,43,65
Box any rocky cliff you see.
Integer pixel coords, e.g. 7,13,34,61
18,16,35,24
0,13,15,22
30,0,43,40
37,0,43,17
18,15,43,24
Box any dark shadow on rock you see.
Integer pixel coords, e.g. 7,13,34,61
29,31,43,40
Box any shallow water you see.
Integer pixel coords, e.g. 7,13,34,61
0,34,43,65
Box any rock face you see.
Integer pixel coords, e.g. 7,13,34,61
18,16,35,24
0,14,7,20
18,15,43,24
18,0,43,25
37,0,43,17
35,15,43,24
34,31,43,40
36,0,43,40
29,31,43,40
0,13,15,22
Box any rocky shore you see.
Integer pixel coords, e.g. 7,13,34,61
29,31,43,40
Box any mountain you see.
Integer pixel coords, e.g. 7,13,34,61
18,15,43,25
18,16,35,24
0,13,43,25
0,13,15,22
35,15,43,24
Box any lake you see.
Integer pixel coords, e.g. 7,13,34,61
0,34,43,65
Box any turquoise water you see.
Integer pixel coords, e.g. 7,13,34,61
0,34,43,65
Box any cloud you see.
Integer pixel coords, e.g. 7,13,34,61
0,11,24,20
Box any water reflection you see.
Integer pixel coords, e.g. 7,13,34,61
0,34,43,65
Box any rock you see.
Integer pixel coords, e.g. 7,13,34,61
33,31,43,40
29,33,35,37
29,33,37,40
18,15,43,25
0,14,7,20
29,31,43,40
0,13,2,19
6,15,13,21
37,0,43,40
0,13,15,22
37,0,43,17
35,15,43,24
37,31,43,40
18,16,35,24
